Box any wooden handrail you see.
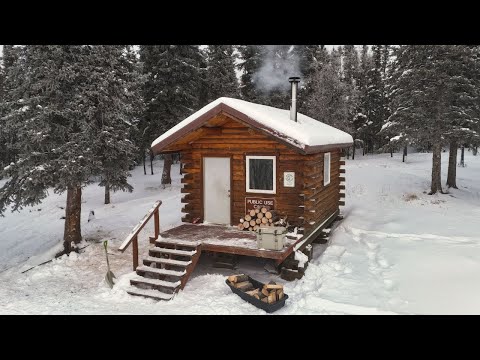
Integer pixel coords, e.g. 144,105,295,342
119,200,162,270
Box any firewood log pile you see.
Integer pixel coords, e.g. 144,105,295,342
227,274,284,304
237,208,282,231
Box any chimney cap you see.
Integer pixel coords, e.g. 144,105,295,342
288,76,301,83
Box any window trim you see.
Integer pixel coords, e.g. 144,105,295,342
246,155,276,194
324,152,331,186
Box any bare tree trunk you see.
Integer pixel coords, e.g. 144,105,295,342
346,147,350,159
402,146,407,162
473,146,478,156
429,142,443,195
63,186,82,253
352,144,355,160
446,140,458,189
143,151,146,175
390,147,393,157
162,153,173,187
460,145,465,166
150,150,154,175
104,180,111,204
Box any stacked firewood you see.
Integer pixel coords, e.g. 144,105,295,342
237,208,279,231
227,274,284,304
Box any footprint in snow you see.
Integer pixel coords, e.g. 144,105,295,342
368,265,383,275
377,258,390,269
365,241,379,250
383,279,395,290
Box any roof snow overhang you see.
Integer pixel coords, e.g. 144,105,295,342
151,103,352,155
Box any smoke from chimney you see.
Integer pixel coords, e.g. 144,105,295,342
253,45,302,93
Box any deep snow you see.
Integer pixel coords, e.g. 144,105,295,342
1,150,479,314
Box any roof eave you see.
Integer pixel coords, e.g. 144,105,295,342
150,101,354,156
304,142,354,154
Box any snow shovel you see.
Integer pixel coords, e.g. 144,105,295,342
103,240,116,288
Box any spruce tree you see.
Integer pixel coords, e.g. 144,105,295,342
140,45,203,185
238,45,264,102
305,50,354,134
0,45,22,169
298,45,328,114
0,46,99,252
445,45,480,188
387,45,479,194
361,45,389,154
205,45,239,102
0,57,5,169
81,46,144,204
341,45,360,158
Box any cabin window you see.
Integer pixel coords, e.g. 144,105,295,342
324,152,331,186
246,155,276,194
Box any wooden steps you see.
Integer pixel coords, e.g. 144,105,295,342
150,247,197,257
126,287,175,301
143,256,192,267
155,239,200,248
136,266,186,278
127,238,202,301
130,276,181,289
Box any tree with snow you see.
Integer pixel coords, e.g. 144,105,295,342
0,46,99,253
205,45,239,102
80,46,144,204
341,45,361,158
0,45,145,253
363,45,390,154
298,45,328,114
238,45,264,103
0,56,5,168
0,45,22,170
386,45,480,194
305,50,355,136
139,45,203,185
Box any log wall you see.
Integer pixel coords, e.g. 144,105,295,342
179,114,342,233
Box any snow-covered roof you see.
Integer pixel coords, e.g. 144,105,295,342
151,97,353,154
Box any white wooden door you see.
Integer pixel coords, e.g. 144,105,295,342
203,157,231,225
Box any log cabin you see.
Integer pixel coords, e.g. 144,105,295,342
121,78,353,300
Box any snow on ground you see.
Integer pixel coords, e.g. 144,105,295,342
1,151,479,314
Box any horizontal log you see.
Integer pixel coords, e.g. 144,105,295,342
305,192,339,211
191,143,289,151
304,205,339,224
339,200,345,206
279,154,306,161
304,185,340,204
193,138,280,145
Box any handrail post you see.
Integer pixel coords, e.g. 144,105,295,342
132,235,138,271
154,209,160,239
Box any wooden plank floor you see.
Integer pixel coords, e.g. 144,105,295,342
160,224,299,261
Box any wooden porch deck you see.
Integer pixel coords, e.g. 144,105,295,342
159,224,301,263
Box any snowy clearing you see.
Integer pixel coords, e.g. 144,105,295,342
1,151,480,314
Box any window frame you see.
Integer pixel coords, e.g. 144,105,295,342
245,155,277,194
324,152,331,186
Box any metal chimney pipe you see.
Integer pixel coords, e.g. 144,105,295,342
289,77,300,122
